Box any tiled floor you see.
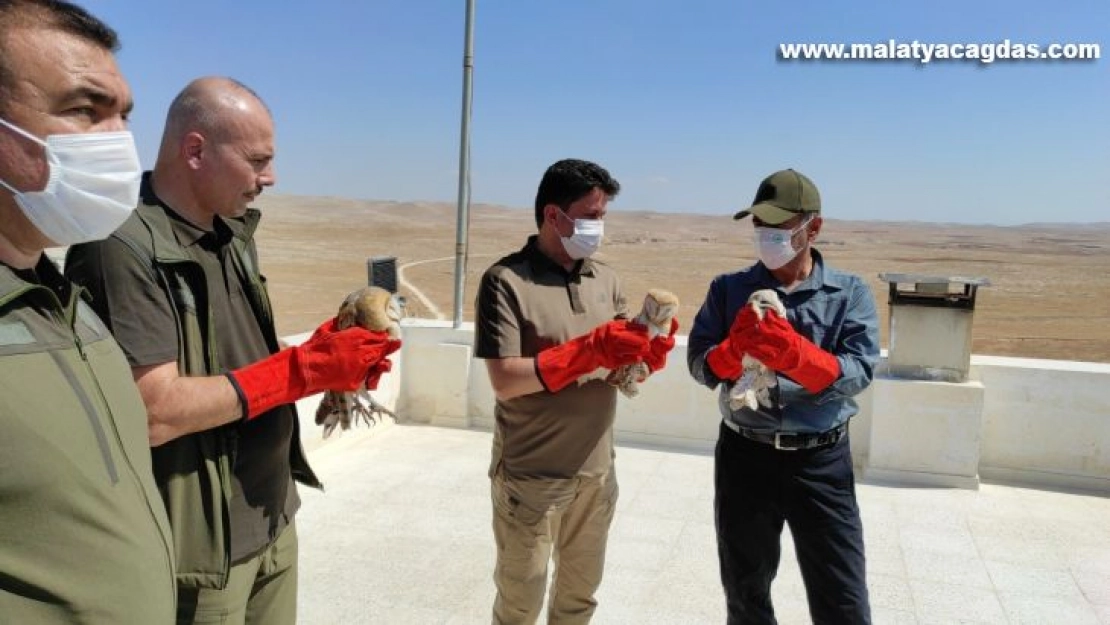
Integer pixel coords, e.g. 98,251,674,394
296,423,1110,625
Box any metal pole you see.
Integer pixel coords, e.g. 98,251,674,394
452,0,476,328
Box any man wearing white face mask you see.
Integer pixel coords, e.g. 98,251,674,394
475,159,676,624
0,1,176,622
0,118,141,245
687,169,880,624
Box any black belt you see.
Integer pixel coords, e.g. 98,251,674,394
724,420,847,451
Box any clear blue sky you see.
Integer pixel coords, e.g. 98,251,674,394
87,0,1107,225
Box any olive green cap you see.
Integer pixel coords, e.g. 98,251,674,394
733,169,821,225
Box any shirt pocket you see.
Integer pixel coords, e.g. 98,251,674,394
793,305,840,351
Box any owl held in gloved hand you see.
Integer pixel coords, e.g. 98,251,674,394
729,288,786,411
606,288,680,398
315,286,405,438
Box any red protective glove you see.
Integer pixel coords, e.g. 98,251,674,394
364,357,394,391
306,318,397,391
536,319,651,393
228,318,402,419
734,309,840,393
643,318,679,373
308,317,342,340
705,305,760,380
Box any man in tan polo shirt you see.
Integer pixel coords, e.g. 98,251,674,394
474,158,678,624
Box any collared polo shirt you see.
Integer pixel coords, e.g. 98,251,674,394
68,177,298,563
475,236,629,479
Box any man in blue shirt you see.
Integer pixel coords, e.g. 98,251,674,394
687,169,879,624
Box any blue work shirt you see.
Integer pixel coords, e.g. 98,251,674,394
687,249,880,434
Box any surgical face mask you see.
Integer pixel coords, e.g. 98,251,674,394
558,209,604,259
0,116,141,246
753,216,813,270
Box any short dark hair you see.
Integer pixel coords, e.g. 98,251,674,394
0,0,120,114
533,158,621,228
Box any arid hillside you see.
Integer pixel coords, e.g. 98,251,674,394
253,195,1110,363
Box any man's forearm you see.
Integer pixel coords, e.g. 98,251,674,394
134,362,243,447
485,357,545,401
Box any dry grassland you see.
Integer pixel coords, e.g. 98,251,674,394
254,195,1110,363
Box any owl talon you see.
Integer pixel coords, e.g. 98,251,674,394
313,285,405,438
351,393,396,428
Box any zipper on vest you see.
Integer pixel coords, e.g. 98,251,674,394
78,345,177,586
6,273,174,582
4,281,121,483
69,296,177,581
49,343,120,484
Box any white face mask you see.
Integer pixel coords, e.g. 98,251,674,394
754,216,813,270
0,117,141,246
558,209,604,259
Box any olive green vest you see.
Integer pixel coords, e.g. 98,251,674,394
109,204,321,589
0,260,176,622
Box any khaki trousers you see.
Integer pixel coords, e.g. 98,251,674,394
176,522,298,625
491,467,619,625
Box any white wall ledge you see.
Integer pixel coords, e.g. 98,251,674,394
288,320,1110,494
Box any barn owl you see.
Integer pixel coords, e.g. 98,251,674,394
315,286,406,438
729,288,787,411
606,288,680,398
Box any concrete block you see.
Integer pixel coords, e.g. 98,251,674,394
866,376,985,489
397,342,471,427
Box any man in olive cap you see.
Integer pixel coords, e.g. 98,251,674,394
687,169,880,623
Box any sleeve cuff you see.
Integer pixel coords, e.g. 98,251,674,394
224,372,250,421
534,358,554,394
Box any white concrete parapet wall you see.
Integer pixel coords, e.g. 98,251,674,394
972,356,1110,492
864,374,986,489
290,321,1110,494
391,320,725,452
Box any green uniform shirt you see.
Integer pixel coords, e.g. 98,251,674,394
68,178,299,563
0,256,176,623
474,236,629,479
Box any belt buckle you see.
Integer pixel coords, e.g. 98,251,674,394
774,431,801,451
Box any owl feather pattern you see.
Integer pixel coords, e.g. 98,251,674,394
315,286,405,438
729,288,786,411
606,288,680,398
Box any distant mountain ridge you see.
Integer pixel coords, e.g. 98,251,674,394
259,193,1110,230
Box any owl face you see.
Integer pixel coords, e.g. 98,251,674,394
339,286,406,338
645,298,679,323
641,289,680,338
748,288,786,317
